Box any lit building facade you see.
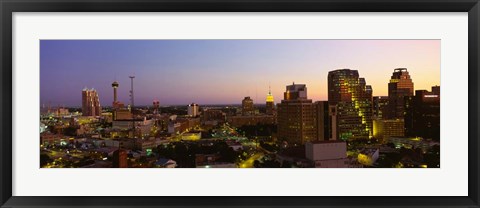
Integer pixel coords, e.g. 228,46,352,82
113,118,153,137
114,109,132,120
266,87,275,115
373,96,389,119
202,109,226,124
373,118,405,142
357,148,379,166
327,69,373,140
242,96,255,115
277,83,317,145
386,136,439,153
52,107,69,117
226,115,275,127
82,88,101,116
168,117,200,134
188,103,199,117
404,86,440,141
387,68,414,119
153,100,160,115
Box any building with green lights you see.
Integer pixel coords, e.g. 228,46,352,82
328,69,373,140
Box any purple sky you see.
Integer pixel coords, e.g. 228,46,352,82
40,40,440,107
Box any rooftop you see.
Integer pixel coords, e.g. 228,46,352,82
308,140,346,144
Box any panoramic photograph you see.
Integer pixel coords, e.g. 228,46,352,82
39,40,440,168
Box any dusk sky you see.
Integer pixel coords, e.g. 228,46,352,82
40,40,440,107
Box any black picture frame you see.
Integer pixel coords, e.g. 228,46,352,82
1,0,479,207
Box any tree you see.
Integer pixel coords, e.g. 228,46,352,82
423,145,440,168
386,143,396,148
281,161,292,168
40,154,52,167
63,126,77,136
253,160,261,168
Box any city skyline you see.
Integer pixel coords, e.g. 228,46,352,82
40,40,440,106
40,40,441,169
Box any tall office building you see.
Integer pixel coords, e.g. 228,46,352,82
404,86,440,141
328,69,373,140
153,100,160,115
387,68,414,119
373,96,389,119
81,88,101,116
203,109,226,123
242,96,255,115
277,83,317,145
373,95,404,142
188,103,199,117
432,85,440,95
266,86,275,115
315,101,337,141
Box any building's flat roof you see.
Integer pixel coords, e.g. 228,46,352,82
308,140,346,144
114,119,148,122
278,146,305,158
360,148,379,155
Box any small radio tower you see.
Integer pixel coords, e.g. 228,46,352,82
153,99,160,125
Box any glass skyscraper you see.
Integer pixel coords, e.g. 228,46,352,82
328,69,373,140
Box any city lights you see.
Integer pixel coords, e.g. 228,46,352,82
40,40,440,168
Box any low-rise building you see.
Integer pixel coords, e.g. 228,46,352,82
168,117,201,134
197,163,237,168
373,118,405,142
357,148,380,166
181,132,202,141
114,108,132,120
226,115,276,127
40,132,71,146
386,136,439,153
226,141,243,151
112,117,153,137
195,154,237,168
305,140,348,168
276,146,313,168
202,109,226,123
92,138,136,150
155,158,177,168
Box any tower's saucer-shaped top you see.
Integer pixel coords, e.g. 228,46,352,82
112,81,119,88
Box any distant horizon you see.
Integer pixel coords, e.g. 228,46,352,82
42,92,444,108
40,40,440,107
